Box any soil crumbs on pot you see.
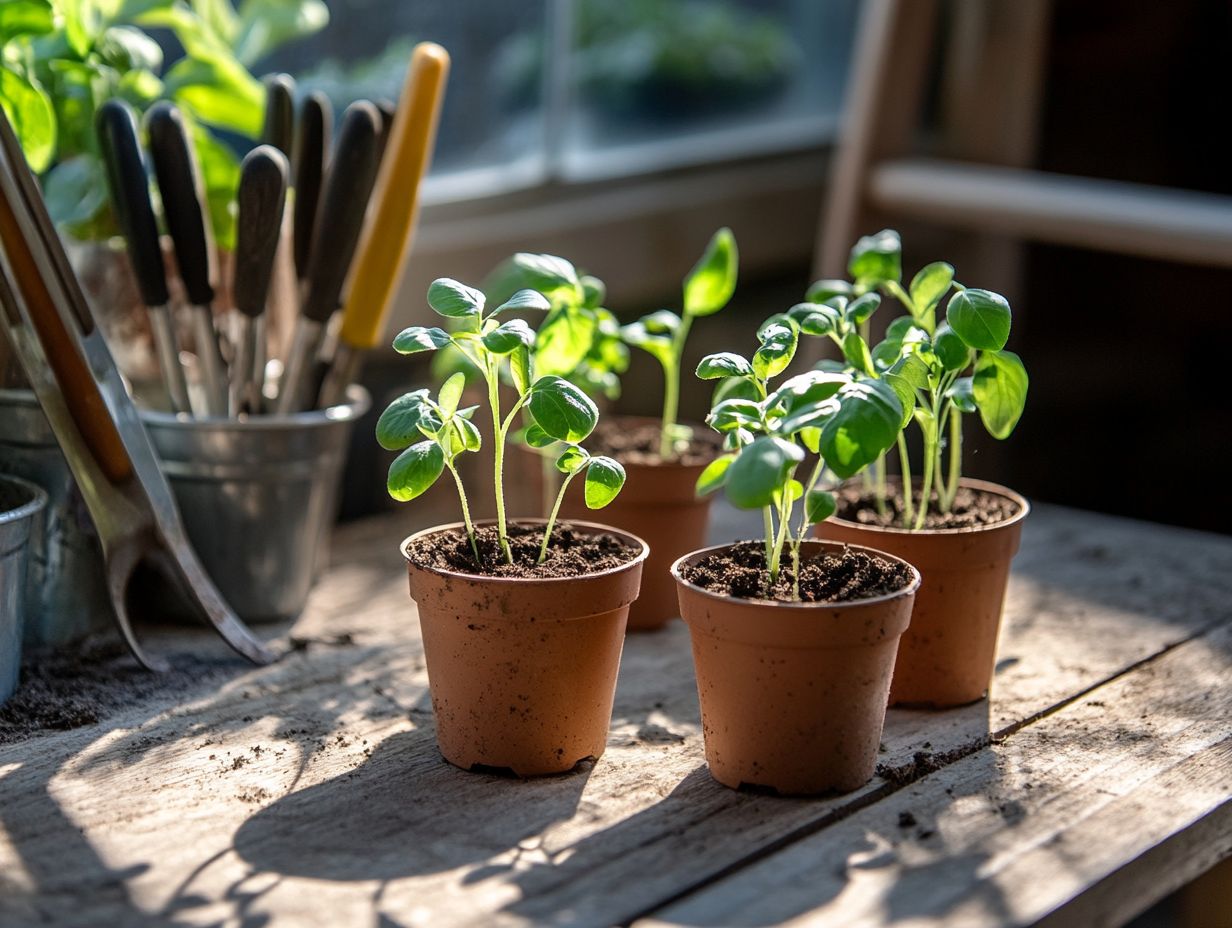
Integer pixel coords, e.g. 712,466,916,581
681,542,912,603
407,523,639,579
587,419,720,467
837,484,1020,530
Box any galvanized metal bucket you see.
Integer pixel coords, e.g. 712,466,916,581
1,474,48,704
139,387,370,623
0,389,113,646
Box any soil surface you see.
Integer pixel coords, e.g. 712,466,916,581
680,541,913,603
586,418,721,468
836,484,1020,530
406,522,640,579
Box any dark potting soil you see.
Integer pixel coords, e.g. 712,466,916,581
586,419,720,467
836,484,1020,530
680,541,913,603
406,522,640,579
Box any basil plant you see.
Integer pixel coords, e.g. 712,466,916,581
799,230,1028,529
377,279,627,566
694,312,903,599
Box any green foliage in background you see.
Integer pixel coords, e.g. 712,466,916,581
0,0,326,244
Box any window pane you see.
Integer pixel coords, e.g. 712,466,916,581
560,0,859,178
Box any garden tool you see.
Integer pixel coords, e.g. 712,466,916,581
262,73,296,157
316,42,450,410
0,108,276,670
229,145,288,417
276,101,382,414
293,91,332,283
145,102,229,417
95,100,192,415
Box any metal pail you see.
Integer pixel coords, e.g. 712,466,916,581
1,475,48,703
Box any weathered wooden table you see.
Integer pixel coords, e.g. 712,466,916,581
1,503,1229,927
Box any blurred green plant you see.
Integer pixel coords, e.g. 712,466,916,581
0,0,327,244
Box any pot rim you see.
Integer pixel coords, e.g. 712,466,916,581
139,385,371,431
670,538,921,609
402,518,649,585
0,473,48,525
826,477,1030,536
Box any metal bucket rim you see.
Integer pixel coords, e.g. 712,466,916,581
0,473,48,526
139,385,370,432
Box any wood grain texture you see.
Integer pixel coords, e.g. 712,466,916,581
0,504,1229,927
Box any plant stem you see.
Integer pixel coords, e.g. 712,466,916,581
659,313,695,460
943,402,962,511
768,489,793,584
446,462,480,564
763,505,775,574
538,472,575,564
485,358,513,564
914,423,936,531
896,431,914,528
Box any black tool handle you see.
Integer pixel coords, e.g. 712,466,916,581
233,146,289,319
144,102,214,307
300,101,381,325
375,99,396,165
95,100,169,308
293,91,331,279
262,73,296,156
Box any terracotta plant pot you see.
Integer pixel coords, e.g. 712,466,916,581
404,519,648,776
672,541,919,796
817,478,1029,708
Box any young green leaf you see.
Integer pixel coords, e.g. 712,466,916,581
697,352,754,380
706,398,763,433
972,350,1028,438
847,292,881,325
805,489,837,525
933,323,971,372
712,374,762,405
506,252,580,296
683,227,738,317
788,302,841,337
848,229,901,285
695,453,735,496
946,376,976,413
580,275,605,308
375,389,429,450
768,370,848,411
910,261,954,313
804,279,853,303
491,288,551,315
753,320,798,380
725,436,804,509
819,379,904,479
453,415,482,453
842,331,875,376
946,288,1011,351
528,375,599,443
392,326,451,354
523,423,555,448
620,320,674,367
427,278,485,319
535,305,598,377
510,346,532,395
584,456,626,508
438,372,466,417
481,318,536,354
386,440,445,502
556,444,590,474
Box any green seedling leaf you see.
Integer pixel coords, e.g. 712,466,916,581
946,288,1011,351
724,428,755,450
947,376,976,413
778,399,839,436
973,350,1028,438
415,407,444,439
683,227,738,317
697,352,754,380
503,252,579,297
910,261,954,314
888,351,930,390
805,489,837,525
753,320,798,380
393,326,451,354
847,292,881,325
0,66,55,173
798,425,821,454
535,305,597,377
768,370,848,411
642,309,681,335
428,278,485,319
528,375,599,443
556,444,590,474
580,275,605,308
848,229,901,285
584,456,625,508
842,331,874,375
776,479,804,506
482,318,536,354
492,288,551,315
725,436,804,509
387,440,445,502
438,372,466,416
510,346,532,395
524,423,555,448
883,373,917,429
695,454,735,496
933,323,971,372
820,379,903,479
375,389,430,450
713,374,762,405
706,398,763,433
788,302,841,337
620,320,674,367
453,415,482,453
805,279,853,303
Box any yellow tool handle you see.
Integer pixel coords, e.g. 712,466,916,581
0,187,134,484
338,41,450,352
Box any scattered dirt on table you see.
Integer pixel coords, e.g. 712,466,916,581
0,637,240,745
876,740,990,786
836,484,1021,530
585,418,720,467
680,541,913,603
897,810,918,828
406,522,639,579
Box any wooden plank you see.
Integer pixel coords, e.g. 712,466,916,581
640,623,1232,928
868,159,1232,268
1,506,1230,927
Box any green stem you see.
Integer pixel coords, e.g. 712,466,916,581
896,431,914,528
763,505,776,574
446,462,480,564
768,488,793,584
914,423,937,531
538,472,575,564
943,403,962,512
659,313,695,460
485,358,513,564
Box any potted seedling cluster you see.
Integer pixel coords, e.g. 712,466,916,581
379,278,647,776
804,230,1030,706
671,306,920,795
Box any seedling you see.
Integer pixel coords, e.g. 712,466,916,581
797,230,1028,529
695,312,903,599
377,279,626,565
623,228,738,460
